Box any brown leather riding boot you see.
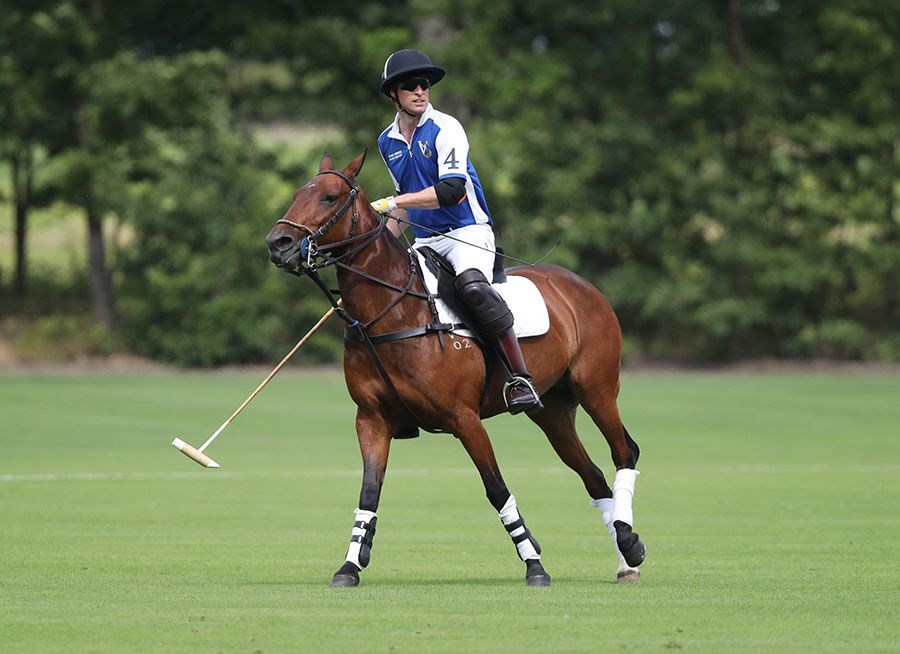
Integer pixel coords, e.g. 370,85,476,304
496,328,543,415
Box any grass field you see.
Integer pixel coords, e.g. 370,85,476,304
1,367,898,653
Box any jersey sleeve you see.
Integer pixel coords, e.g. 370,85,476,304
435,117,469,180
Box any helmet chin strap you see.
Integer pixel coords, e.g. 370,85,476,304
392,91,420,118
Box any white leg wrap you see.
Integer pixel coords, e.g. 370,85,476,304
611,468,639,527
499,495,540,561
590,498,626,564
344,508,377,570
590,497,638,576
499,494,519,523
591,498,618,542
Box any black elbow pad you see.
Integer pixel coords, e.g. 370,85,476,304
435,177,467,208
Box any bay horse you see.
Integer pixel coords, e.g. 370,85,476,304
266,152,646,587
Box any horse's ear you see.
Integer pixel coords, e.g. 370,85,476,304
319,151,334,172
342,149,368,179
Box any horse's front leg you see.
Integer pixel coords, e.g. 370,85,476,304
455,412,551,587
330,410,392,588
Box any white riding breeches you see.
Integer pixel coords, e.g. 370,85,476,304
413,223,496,280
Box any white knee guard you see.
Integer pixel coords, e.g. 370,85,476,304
499,495,541,561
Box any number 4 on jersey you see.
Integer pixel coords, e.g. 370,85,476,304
443,148,459,170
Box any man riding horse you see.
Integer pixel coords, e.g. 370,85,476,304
265,51,646,588
370,49,543,416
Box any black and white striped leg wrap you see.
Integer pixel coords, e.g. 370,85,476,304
499,495,541,561
343,508,377,570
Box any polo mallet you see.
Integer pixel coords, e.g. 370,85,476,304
171,302,340,468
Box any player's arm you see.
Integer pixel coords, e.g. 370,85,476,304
373,179,464,214
433,120,470,209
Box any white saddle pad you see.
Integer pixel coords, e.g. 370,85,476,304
413,249,550,338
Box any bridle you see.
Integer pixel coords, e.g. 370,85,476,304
274,169,432,314
274,169,373,269
270,168,462,434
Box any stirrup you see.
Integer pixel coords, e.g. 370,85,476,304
503,376,543,415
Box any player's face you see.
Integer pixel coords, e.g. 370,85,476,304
395,77,430,115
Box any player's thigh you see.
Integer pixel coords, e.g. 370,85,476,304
442,225,495,278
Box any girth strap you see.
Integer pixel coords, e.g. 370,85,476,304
354,323,466,345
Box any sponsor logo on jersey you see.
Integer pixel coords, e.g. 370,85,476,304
388,150,404,163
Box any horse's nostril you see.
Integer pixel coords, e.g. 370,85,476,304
267,233,296,254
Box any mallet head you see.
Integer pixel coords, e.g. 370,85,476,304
171,437,220,468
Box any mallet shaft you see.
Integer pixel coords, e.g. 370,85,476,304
225,303,339,423
171,302,340,468
199,420,230,453
196,302,340,451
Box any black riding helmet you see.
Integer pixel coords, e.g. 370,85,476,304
381,49,445,97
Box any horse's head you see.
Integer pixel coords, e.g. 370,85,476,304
266,151,370,271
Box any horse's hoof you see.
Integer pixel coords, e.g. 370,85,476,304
330,573,360,588
525,559,551,586
614,520,646,568
622,539,646,568
617,568,641,584
330,562,361,588
526,573,551,587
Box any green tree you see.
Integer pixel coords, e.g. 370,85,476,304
423,0,900,361
0,2,83,296
5,0,897,364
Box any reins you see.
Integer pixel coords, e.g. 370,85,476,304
274,170,458,434
390,215,563,267
276,172,431,333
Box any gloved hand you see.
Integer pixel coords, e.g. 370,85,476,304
371,196,398,215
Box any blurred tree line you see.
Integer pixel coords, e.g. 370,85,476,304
0,0,897,365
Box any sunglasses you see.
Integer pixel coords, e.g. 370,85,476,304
399,77,431,92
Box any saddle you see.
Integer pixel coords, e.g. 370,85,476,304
414,246,550,342
378,246,549,440
416,246,505,338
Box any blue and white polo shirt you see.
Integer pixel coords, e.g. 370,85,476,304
377,103,492,238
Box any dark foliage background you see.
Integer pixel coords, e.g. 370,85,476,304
1,1,897,365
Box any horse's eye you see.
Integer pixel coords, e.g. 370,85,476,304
323,194,338,204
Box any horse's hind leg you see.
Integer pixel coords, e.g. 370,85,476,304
574,378,646,582
527,381,613,500
527,383,639,582
454,411,551,587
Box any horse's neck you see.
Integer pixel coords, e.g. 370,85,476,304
336,232,425,328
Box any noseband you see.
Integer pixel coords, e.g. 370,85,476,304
275,169,379,269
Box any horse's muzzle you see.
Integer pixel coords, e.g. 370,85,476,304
266,231,298,267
